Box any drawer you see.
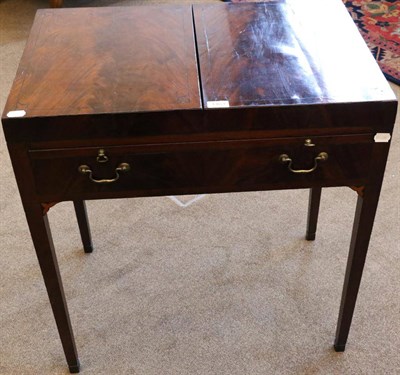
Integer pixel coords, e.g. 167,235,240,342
29,135,373,201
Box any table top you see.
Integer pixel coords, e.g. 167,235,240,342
194,0,395,108
2,0,396,123
3,5,201,118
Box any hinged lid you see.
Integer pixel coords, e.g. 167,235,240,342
194,1,396,108
3,5,201,119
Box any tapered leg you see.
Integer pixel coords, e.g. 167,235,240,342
73,201,93,253
23,202,80,373
334,143,390,351
334,191,381,351
306,187,322,241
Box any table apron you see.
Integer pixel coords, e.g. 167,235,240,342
26,135,374,202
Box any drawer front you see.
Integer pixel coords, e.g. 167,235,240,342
29,135,373,201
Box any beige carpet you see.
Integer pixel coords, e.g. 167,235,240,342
0,0,399,374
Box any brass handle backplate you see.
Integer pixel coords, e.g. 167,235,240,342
279,152,328,174
78,163,130,184
304,139,315,147
96,149,109,163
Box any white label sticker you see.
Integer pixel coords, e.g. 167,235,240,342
374,133,391,143
7,110,26,118
207,100,230,108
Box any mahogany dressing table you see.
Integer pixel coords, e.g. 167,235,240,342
2,1,397,373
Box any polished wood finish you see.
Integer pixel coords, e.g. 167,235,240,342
2,2,397,373
194,1,394,108
28,134,373,202
4,102,393,146
22,202,80,373
334,142,390,351
4,6,200,118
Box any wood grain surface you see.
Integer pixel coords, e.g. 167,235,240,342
28,134,373,202
2,3,397,145
3,6,201,118
194,1,396,108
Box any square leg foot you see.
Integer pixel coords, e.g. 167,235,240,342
334,343,346,352
69,360,80,373
84,244,93,253
306,232,316,241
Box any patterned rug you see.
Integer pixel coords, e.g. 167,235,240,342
343,0,399,85
228,0,400,85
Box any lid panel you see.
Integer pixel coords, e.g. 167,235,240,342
3,5,201,118
194,1,395,109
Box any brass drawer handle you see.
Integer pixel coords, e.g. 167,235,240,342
279,152,328,174
78,163,130,184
